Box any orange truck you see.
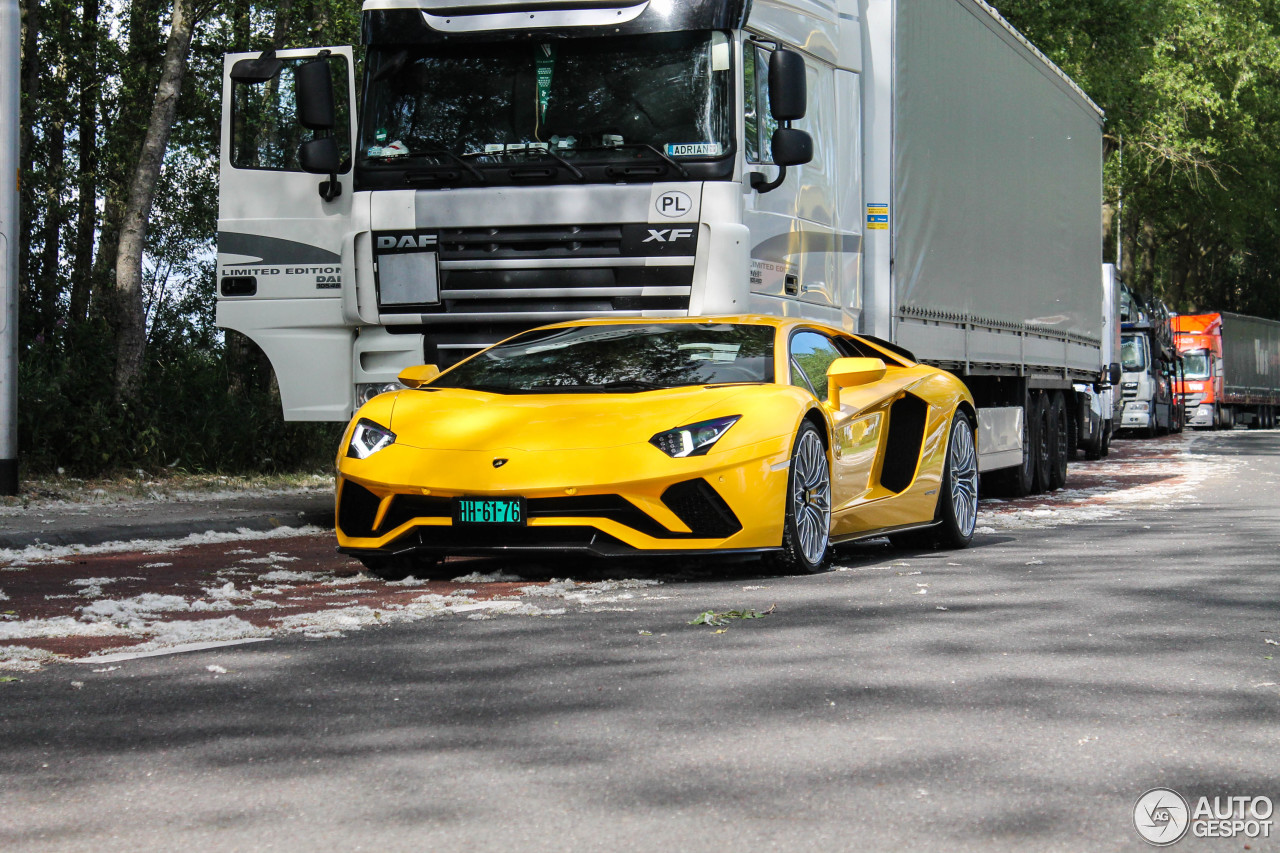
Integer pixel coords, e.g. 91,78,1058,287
1172,312,1280,429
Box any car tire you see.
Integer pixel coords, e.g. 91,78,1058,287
1047,392,1069,490
931,412,979,549
767,420,831,574
358,553,440,581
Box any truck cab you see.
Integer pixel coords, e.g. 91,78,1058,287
1173,313,1224,428
1119,287,1180,437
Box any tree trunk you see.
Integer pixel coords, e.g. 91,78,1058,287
113,0,200,402
272,0,296,46
35,2,72,340
70,0,101,325
90,0,165,323
17,0,40,319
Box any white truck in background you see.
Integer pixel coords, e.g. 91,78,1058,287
217,0,1107,496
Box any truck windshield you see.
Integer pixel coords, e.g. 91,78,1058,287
431,323,774,393
1121,335,1147,371
1181,349,1211,379
359,31,732,185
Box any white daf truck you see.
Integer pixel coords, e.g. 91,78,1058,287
217,0,1107,496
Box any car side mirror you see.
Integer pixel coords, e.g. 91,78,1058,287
826,357,887,409
398,364,441,388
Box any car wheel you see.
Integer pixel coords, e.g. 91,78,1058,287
932,412,979,549
1047,393,1069,490
358,553,440,581
768,420,831,574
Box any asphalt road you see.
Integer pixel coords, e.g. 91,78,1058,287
2,431,1279,852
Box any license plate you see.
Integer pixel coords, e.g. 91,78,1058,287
453,497,526,525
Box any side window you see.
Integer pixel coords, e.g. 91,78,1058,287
742,42,778,164
231,55,351,172
790,331,844,399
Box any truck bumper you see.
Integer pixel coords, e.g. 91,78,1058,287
1187,404,1215,427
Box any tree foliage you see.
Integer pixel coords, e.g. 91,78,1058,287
994,0,1280,318
16,0,357,474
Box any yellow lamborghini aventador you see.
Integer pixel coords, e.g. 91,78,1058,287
335,316,978,578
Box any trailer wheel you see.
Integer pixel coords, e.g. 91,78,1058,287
985,394,1039,497
1031,393,1052,492
1047,393,1069,490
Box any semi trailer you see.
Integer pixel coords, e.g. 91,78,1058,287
216,0,1107,496
1173,312,1280,429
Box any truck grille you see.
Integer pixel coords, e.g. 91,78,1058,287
374,223,698,363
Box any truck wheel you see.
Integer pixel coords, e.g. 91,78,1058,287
1100,421,1112,457
1047,393,1069,490
985,394,1038,497
767,421,831,574
1031,393,1052,492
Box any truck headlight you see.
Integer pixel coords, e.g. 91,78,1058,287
650,416,740,458
356,382,400,406
347,418,396,459
1127,401,1150,413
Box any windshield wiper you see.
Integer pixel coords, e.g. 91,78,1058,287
379,148,486,182
574,143,689,178
464,148,584,181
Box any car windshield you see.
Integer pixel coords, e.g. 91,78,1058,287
1181,349,1210,379
1121,335,1147,371
359,31,732,177
432,323,775,393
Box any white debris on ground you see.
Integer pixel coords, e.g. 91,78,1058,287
0,472,331,517
976,434,1235,532
0,525,329,566
0,557,668,669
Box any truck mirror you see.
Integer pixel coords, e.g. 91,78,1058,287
1108,362,1122,385
296,58,336,130
230,52,283,85
299,136,340,174
771,127,813,167
768,49,807,121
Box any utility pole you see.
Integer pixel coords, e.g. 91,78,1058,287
0,0,20,494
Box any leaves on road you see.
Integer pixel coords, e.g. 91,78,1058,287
689,604,776,628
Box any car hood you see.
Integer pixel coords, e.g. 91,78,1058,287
385,385,758,452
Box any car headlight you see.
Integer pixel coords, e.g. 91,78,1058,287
650,416,740,458
347,418,396,459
